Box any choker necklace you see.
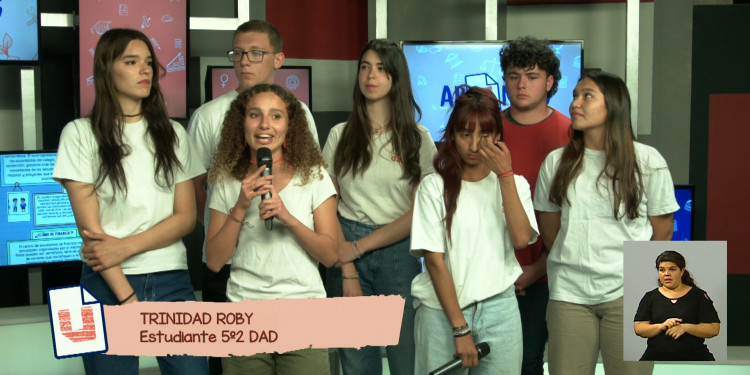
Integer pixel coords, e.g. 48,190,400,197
250,157,284,165
123,113,142,118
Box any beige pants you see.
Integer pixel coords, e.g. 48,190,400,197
222,348,330,375
546,297,654,375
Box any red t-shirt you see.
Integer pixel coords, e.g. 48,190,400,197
502,108,570,280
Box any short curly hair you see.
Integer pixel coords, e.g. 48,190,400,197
209,84,325,185
500,36,562,98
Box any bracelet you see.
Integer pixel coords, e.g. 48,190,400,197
228,208,253,229
498,170,514,178
118,291,136,305
452,324,471,337
351,241,362,259
341,273,360,280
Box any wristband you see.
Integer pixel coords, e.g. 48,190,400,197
452,324,471,337
498,170,514,178
118,291,136,305
341,273,360,280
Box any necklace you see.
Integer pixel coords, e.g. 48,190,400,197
371,120,389,134
249,157,285,165
123,113,142,118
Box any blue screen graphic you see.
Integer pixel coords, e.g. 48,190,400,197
672,186,693,241
402,41,583,142
1,151,81,267
0,0,39,62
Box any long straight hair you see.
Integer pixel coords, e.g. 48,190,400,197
548,71,643,220
434,86,503,240
89,28,180,197
332,40,423,185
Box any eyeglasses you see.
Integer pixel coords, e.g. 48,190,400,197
227,49,273,63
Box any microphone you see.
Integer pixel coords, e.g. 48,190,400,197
429,342,490,375
257,147,273,231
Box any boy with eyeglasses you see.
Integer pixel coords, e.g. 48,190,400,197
186,19,319,375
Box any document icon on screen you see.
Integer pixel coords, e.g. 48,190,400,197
465,73,501,103
48,285,108,359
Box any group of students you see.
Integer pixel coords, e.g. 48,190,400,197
50,17,706,375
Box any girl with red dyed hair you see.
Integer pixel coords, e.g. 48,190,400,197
410,86,538,374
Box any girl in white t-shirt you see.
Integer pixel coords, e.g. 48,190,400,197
205,84,338,374
410,86,538,374
53,29,207,374
321,39,437,375
534,71,678,374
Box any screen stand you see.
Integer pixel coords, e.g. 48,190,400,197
28,267,43,305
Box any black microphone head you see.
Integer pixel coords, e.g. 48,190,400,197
476,342,490,358
257,147,273,172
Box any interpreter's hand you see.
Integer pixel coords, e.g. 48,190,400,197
342,278,363,297
478,136,512,176
660,317,682,331
81,230,130,271
258,185,294,226
236,166,273,210
666,323,687,339
454,334,479,369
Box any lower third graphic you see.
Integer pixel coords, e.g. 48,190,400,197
48,285,108,358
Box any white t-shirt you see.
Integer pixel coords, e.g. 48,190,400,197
53,118,205,274
209,166,336,301
534,142,680,305
410,172,539,310
187,89,320,262
322,122,437,225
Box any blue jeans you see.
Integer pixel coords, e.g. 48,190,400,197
517,282,549,375
80,264,208,375
325,216,421,375
415,287,523,375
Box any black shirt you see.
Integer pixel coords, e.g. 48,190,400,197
634,286,720,361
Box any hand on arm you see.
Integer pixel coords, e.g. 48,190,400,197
634,317,682,338
649,213,674,240
81,180,197,271
62,180,137,304
669,322,720,339
332,177,417,267
478,139,531,247
424,251,478,369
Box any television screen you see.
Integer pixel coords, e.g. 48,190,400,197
672,185,694,241
0,0,39,63
0,150,81,267
401,40,583,141
78,0,188,118
205,65,313,110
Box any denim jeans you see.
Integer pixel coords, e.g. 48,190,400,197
517,282,549,375
414,287,522,375
80,264,208,375
326,216,421,375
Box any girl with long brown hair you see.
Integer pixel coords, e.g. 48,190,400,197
322,39,437,375
534,71,679,374
53,28,207,374
410,86,537,374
